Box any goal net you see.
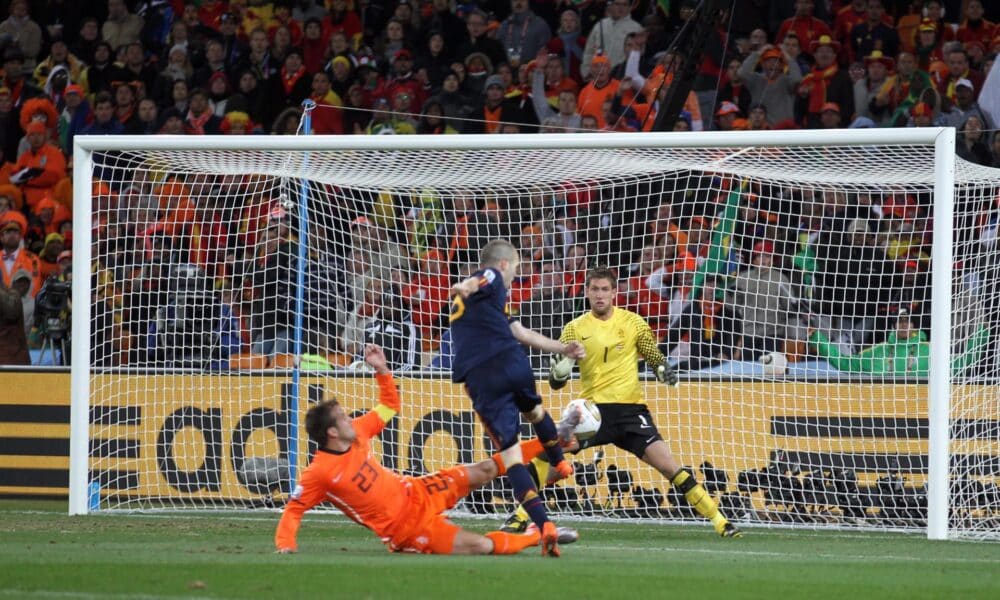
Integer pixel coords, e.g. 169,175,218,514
70,131,999,541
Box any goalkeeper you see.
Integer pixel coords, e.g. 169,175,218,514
275,344,576,555
504,267,742,538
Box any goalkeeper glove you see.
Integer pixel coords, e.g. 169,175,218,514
655,363,678,387
548,355,575,390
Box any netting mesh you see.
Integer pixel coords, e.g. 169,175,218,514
79,139,999,540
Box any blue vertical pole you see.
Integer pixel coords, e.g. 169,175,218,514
288,98,316,493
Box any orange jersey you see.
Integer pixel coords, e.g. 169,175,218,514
275,373,412,551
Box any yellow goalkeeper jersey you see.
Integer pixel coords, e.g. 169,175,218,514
559,307,665,405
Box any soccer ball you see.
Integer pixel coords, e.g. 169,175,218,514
759,351,788,377
562,398,602,441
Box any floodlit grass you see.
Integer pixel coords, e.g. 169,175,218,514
0,500,998,599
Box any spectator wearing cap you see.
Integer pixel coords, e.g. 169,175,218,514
956,1,994,48
18,97,58,156
878,51,933,126
714,101,741,130
913,18,945,71
102,0,145,53
938,76,988,129
385,49,425,116
207,72,235,116
0,185,23,214
364,96,416,134
848,0,899,64
218,12,250,69
738,44,803,125
798,35,855,128
0,0,42,71
530,52,580,131
775,0,832,51
80,92,125,136
468,74,517,133
581,0,640,80
36,232,64,281
940,48,983,102
268,2,304,47
151,45,193,106
576,53,618,129
11,121,65,212
497,0,551,70
818,101,843,127
853,50,895,124
1,216,41,298
301,18,326,74
455,9,507,69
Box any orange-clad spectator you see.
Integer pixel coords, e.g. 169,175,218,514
775,0,833,51
36,232,64,281
576,54,618,129
220,111,258,134
909,101,934,126
798,35,855,128
0,184,23,212
31,196,70,239
401,249,451,343
648,202,689,254
632,51,704,130
274,345,551,555
956,0,995,47
18,97,58,154
11,122,66,212
0,215,41,298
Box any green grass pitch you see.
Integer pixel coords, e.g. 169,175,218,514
0,500,998,599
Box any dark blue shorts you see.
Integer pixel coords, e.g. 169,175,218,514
463,350,541,451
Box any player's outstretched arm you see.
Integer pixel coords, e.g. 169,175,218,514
510,321,586,358
362,344,400,425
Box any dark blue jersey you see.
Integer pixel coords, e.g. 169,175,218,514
449,267,523,383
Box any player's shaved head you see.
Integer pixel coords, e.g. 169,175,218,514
306,399,341,445
480,239,519,267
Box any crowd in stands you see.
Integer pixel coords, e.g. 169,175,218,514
0,0,999,373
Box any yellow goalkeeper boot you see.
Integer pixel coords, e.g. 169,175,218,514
500,506,530,533
714,517,743,538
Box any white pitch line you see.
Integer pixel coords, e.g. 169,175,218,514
0,590,211,600
569,543,1000,565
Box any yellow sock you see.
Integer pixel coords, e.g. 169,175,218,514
671,470,727,532
532,457,551,487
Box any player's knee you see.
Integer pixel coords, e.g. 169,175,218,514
523,404,545,424
468,461,497,486
499,443,524,468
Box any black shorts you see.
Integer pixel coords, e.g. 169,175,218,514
578,403,663,458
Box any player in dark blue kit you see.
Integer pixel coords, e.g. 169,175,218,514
450,240,586,557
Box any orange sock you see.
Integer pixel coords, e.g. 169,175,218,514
491,439,546,475
486,530,540,555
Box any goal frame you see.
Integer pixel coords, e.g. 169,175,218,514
69,129,957,540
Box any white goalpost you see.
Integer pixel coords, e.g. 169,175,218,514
69,130,999,541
